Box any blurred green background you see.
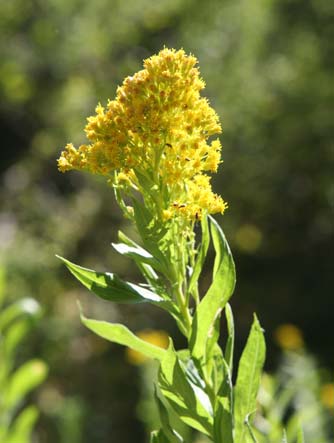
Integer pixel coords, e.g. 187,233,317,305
0,0,333,441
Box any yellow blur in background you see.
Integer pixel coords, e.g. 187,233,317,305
274,323,304,351
126,329,169,365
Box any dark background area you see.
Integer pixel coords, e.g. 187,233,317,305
0,0,333,441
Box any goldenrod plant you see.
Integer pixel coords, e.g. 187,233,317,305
0,269,48,443
57,48,304,442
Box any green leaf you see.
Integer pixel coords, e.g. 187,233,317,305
158,340,213,436
1,320,31,374
118,231,160,283
116,231,176,306
132,199,169,266
282,429,288,443
80,310,167,361
188,216,210,295
214,355,234,443
234,315,266,443
4,360,48,411
6,406,39,443
190,216,236,363
154,388,184,443
225,303,235,374
0,298,40,332
214,396,234,443
296,423,304,443
112,241,164,274
57,255,163,304
150,430,169,443
182,357,213,417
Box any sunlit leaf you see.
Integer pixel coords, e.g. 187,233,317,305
112,241,165,274
214,395,234,443
158,340,213,436
4,360,48,411
224,303,235,373
0,298,40,332
57,255,163,304
2,320,30,371
117,230,160,281
234,315,266,443
81,310,167,361
214,354,234,443
132,199,169,269
154,388,184,443
282,429,288,443
190,216,236,363
6,406,39,443
296,423,304,443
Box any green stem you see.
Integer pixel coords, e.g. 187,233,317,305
174,282,192,337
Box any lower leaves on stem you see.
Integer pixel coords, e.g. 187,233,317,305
59,217,269,443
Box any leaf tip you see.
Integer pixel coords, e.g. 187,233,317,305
167,337,175,352
55,254,68,265
252,313,264,330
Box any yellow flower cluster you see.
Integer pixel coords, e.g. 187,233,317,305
58,48,227,220
165,175,227,220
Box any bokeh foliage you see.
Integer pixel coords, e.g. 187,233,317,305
0,0,333,442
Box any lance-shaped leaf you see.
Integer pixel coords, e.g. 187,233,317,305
296,424,304,443
214,396,234,443
158,340,213,436
224,303,235,374
234,315,266,443
4,360,48,411
81,310,167,362
0,298,40,332
214,354,234,443
57,255,163,304
5,406,39,443
112,241,164,275
117,230,160,284
190,216,236,363
154,388,184,443
2,321,31,370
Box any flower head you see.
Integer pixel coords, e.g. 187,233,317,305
58,48,226,220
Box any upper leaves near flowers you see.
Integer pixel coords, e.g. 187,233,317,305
190,216,236,363
57,48,227,221
56,255,164,304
